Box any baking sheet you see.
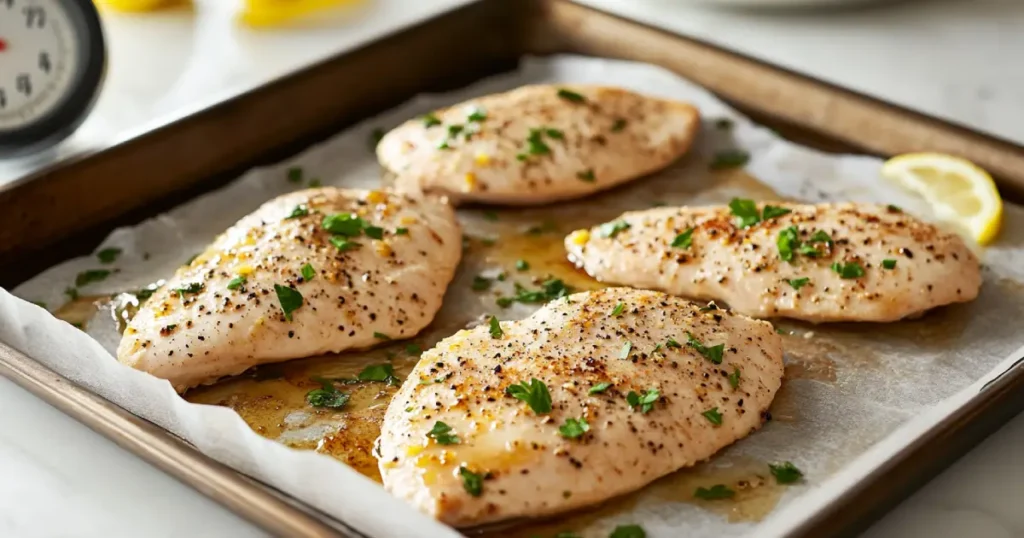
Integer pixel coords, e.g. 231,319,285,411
5,55,1024,537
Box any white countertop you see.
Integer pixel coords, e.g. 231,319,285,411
2,0,1024,537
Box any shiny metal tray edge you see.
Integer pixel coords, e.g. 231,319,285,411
3,1,1024,537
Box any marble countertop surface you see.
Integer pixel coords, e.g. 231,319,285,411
2,0,1023,537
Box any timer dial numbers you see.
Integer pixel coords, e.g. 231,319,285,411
0,0,81,130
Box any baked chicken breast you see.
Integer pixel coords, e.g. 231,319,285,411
117,188,461,391
378,84,700,206
565,202,981,322
377,288,783,527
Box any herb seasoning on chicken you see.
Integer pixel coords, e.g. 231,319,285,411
377,85,700,205
565,202,981,322
118,188,461,391
377,288,783,527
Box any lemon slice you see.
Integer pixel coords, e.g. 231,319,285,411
241,0,360,27
880,152,1003,245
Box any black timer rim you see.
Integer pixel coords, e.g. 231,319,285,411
0,0,106,155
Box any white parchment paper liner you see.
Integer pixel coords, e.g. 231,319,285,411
5,56,1024,537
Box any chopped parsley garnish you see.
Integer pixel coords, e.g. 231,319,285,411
482,210,499,221
395,227,409,235
322,213,365,236
274,284,303,321
710,149,750,170
728,367,741,389
598,220,631,238
466,106,487,122
329,237,361,251
589,382,612,395
671,228,694,249
172,282,204,298
185,253,199,266
831,261,865,279
364,226,385,240
358,363,400,386
545,128,565,139
427,421,459,445
287,167,303,183
559,417,590,439
498,279,572,307
887,204,903,213
686,332,725,364
611,118,628,132
286,205,310,219
808,230,834,246
97,248,122,264
373,332,391,340
488,316,503,339
515,259,530,271
301,264,315,281
506,378,552,414
306,377,349,409
729,198,761,228
557,88,586,103
619,341,633,359
609,525,646,538
64,287,79,300
882,258,897,269
776,226,799,262
665,337,682,349
702,407,723,425
577,169,596,182
308,178,322,188
521,128,553,158
786,277,810,290
714,118,734,130
75,269,111,287
611,302,626,317
421,113,441,128
769,461,804,484
694,484,735,500
626,389,660,414
447,124,464,138
459,466,484,497
762,205,792,220
227,276,246,290
405,343,421,355
471,276,492,291
369,128,385,148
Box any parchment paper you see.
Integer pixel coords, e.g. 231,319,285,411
5,56,1024,537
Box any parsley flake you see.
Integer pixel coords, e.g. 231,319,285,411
728,367,741,389
611,118,628,132
395,227,409,235
545,128,565,139
471,276,492,291
702,407,723,425
729,198,761,228
421,113,441,128
777,226,799,262
686,332,724,364
610,525,646,538
769,461,804,484
598,220,631,238
364,226,385,240
301,264,315,281
286,205,309,219
559,417,590,439
711,149,750,170
665,337,682,349
523,128,552,157
506,378,552,414
358,364,400,385
694,484,735,500
611,302,626,317
488,316,503,339
577,169,596,182
172,282,204,298
626,389,660,414
589,382,612,395
75,269,111,287
714,118,734,130
515,259,530,271
831,261,865,279
405,344,421,355
671,228,695,249
329,237,361,251
482,210,499,221
556,88,586,103
287,167,303,183
227,276,246,290
459,466,484,497
466,107,487,123
786,277,810,290
882,258,897,269
96,248,122,264
762,205,792,220
64,287,79,300
427,421,460,445
373,332,391,340
369,128,385,148
322,213,365,236
274,284,303,321
306,377,349,409
887,204,903,213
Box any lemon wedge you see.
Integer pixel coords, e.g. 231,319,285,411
880,152,1003,245
97,0,185,12
241,0,361,27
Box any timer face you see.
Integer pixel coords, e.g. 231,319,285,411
0,0,82,130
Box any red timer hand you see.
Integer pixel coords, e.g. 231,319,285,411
0,38,8,52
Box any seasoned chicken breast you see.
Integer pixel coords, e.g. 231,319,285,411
565,202,981,323
117,188,461,391
377,288,783,527
378,84,700,206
